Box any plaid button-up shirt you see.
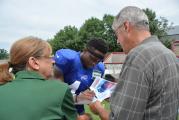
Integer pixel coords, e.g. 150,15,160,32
110,36,179,120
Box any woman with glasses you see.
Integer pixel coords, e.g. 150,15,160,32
53,38,108,117
0,36,77,120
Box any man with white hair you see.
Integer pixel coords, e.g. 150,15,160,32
89,6,179,120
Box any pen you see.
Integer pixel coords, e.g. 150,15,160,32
83,82,98,99
87,87,98,99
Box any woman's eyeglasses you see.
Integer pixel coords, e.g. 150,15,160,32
36,55,54,60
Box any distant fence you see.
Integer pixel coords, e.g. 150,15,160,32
0,60,8,64
105,63,123,74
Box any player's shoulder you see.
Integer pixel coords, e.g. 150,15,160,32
55,49,79,60
94,62,105,71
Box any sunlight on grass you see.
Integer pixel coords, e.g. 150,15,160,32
85,100,110,120
85,102,179,120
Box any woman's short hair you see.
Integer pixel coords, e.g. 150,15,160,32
0,36,51,84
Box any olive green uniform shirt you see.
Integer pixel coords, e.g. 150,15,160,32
0,71,77,120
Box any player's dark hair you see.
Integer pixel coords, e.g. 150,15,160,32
86,38,108,54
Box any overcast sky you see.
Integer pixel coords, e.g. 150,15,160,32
1,0,179,51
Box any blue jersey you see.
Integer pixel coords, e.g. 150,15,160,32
54,49,105,114
54,49,105,94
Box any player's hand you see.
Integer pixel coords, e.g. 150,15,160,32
77,89,95,101
89,100,103,115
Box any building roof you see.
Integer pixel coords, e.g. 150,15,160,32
104,52,126,64
167,25,179,35
0,60,7,64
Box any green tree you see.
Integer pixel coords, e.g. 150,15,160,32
78,17,105,46
143,8,171,37
49,8,172,52
49,26,80,53
0,49,8,59
102,14,122,52
78,16,122,52
143,8,173,48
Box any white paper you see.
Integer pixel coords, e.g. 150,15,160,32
69,81,81,94
90,77,117,102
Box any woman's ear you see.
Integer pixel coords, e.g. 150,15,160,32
83,48,88,52
27,57,40,70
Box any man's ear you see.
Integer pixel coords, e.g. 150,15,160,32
27,57,40,70
123,21,130,32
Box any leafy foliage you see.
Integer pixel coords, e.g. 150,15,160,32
143,8,172,38
78,17,105,47
49,8,172,52
102,14,122,52
143,8,173,48
0,49,8,59
49,26,80,53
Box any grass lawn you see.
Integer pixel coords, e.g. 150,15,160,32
85,101,179,120
84,100,110,120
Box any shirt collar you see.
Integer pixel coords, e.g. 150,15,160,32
15,70,46,81
129,35,159,54
140,35,159,44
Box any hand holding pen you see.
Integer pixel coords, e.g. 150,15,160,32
86,87,98,98
76,89,96,103
83,83,97,99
